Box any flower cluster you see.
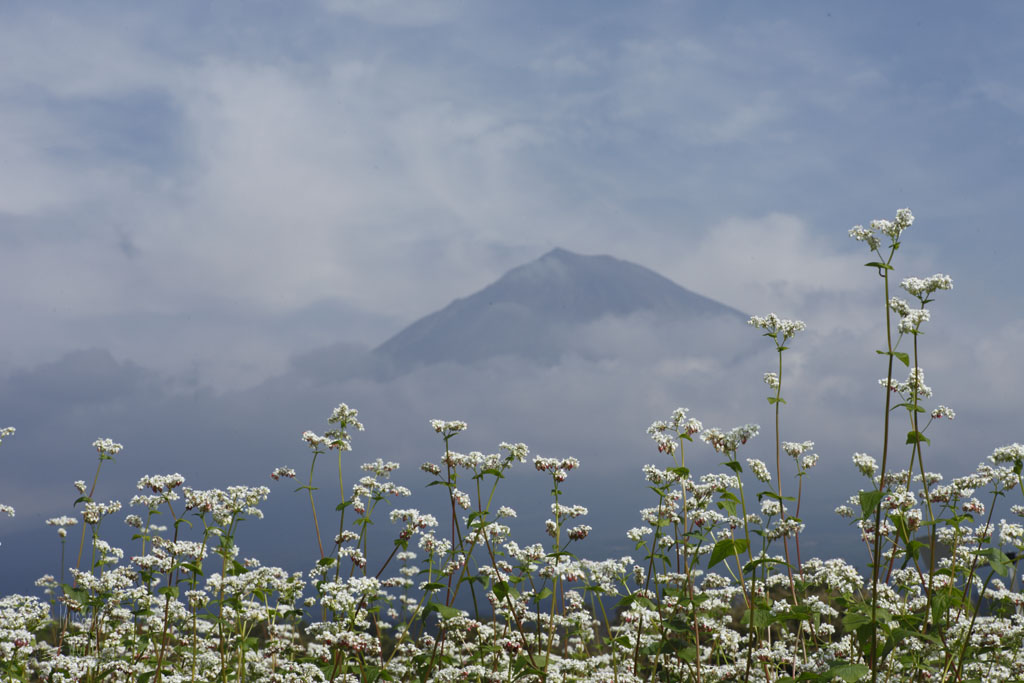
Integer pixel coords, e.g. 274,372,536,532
748,313,806,342
849,207,914,249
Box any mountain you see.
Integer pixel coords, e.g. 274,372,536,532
370,248,747,373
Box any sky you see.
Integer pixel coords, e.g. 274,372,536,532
3,2,1024,593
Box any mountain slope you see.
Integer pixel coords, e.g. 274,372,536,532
371,248,747,372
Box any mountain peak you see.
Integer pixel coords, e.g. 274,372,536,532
372,248,745,372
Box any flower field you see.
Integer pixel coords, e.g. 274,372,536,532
4,210,1024,682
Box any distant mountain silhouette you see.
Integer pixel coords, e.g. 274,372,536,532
370,248,747,374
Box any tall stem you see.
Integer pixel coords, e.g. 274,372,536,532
870,259,895,680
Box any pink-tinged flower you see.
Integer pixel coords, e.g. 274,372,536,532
270,466,297,481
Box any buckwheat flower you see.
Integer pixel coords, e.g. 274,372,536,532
451,488,471,510
46,516,78,528
991,443,1024,466
931,405,955,420
962,498,985,515
270,466,296,481
783,441,814,458
499,441,529,462
430,419,468,436
849,225,882,250
136,473,185,493
551,503,588,519
747,458,771,483
763,372,780,390
647,427,676,454
906,368,932,398
651,407,702,436
420,461,441,475
888,297,911,317
901,273,953,298
801,453,819,469
0,504,14,517
496,506,517,519
626,527,653,542
0,426,14,446
81,500,122,524
74,480,87,494
748,313,806,341
898,308,930,333
835,505,855,518
92,438,123,456
301,430,329,448
852,452,878,477
701,424,759,453
761,499,782,517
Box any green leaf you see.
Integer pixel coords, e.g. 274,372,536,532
493,581,511,600
827,663,870,683
906,430,930,445
741,606,774,629
841,610,871,632
723,460,743,474
974,547,1013,576
435,603,463,620
667,466,690,479
767,396,787,405
708,539,735,569
157,585,179,599
893,351,910,366
864,261,894,270
635,595,657,610
858,490,884,518
904,539,927,561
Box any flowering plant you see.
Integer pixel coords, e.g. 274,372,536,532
3,209,1024,681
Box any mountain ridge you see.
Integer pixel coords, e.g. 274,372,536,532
370,247,747,373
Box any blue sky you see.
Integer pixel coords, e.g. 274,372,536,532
2,2,1024,590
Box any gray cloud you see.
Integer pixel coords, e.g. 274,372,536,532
2,1,1024,604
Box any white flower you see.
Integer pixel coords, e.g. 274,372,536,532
748,313,806,341
900,273,953,298
991,443,1024,466
849,208,913,249
783,441,814,458
92,438,123,456
430,419,467,436
270,466,296,481
853,453,878,477
888,297,911,316
898,308,930,333
747,458,771,483
763,373,780,390
849,225,881,250
326,403,364,451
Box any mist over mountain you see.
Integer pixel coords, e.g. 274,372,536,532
368,248,749,375
2,246,859,595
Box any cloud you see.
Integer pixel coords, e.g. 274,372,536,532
320,0,465,26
